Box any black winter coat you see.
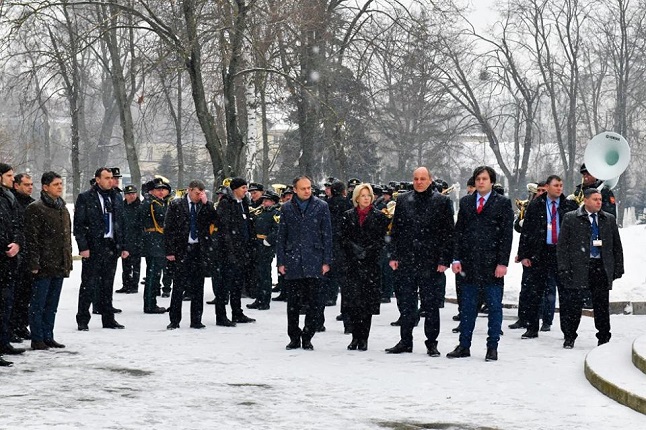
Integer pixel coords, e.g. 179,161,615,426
123,197,143,256
73,185,125,253
0,186,24,270
517,193,578,264
557,207,624,290
340,207,390,315
454,191,514,286
164,196,218,275
327,195,353,277
216,192,254,266
389,189,454,270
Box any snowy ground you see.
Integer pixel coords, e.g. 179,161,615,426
2,226,646,429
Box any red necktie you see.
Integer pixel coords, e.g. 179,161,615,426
477,196,485,214
551,201,558,244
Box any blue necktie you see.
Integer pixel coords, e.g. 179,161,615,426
590,213,600,257
190,203,197,240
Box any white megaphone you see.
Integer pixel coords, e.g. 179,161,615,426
583,132,630,181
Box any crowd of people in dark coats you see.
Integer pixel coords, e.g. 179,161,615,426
0,161,625,367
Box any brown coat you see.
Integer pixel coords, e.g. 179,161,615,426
24,194,73,278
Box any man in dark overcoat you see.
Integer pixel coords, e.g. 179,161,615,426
165,180,217,329
450,166,514,361
557,188,623,348
276,176,333,350
116,184,143,295
386,167,454,356
74,167,128,330
215,177,256,326
517,175,578,338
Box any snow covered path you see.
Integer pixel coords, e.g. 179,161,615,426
2,263,645,429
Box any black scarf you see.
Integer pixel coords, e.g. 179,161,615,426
95,185,114,213
41,190,66,210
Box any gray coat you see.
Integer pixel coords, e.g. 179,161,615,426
557,206,624,290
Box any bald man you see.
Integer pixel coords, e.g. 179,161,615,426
386,167,455,356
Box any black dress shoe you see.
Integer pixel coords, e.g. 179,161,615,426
540,323,551,332
44,339,65,348
347,339,359,350
357,339,368,351
246,301,261,309
78,323,89,331
452,324,461,333
190,323,206,329
286,339,301,350
112,308,122,314
425,340,440,357
563,339,575,349
446,345,470,359
385,342,412,354
0,344,26,355
233,314,256,323
508,320,527,329
167,323,180,330
302,338,314,350
521,330,539,339
271,285,281,293
485,348,498,361
0,356,13,367
144,306,167,314
115,287,130,293
452,313,461,321
206,299,216,305
315,325,326,332
10,334,23,343
125,289,138,294
390,319,401,326
335,314,344,321
256,304,270,310
216,319,236,327
272,294,287,302
31,341,50,350
103,321,125,329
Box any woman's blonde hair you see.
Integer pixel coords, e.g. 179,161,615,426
352,183,374,208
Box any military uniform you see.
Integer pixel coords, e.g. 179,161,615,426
119,185,143,294
141,192,170,313
248,195,280,310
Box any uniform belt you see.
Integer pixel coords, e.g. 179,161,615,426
145,228,163,233
256,234,268,240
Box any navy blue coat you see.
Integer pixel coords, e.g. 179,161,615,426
73,186,125,253
454,191,514,286
276,196,333,280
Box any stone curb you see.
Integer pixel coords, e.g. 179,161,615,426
584,347,646,415
632,337,646,376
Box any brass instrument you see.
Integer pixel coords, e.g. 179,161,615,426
272,183,287,196
441,184,456,195
174,188,186,199
249,205,264,217
381,200,396,219
514,183,540,228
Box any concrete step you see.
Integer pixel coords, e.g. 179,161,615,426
632,335,646,375
585,339,646,415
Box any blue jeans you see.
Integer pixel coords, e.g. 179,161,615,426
30,277,64,342
459,284,503,349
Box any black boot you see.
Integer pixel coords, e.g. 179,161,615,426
286,338,301,350
347,338,359,350
0,356,13,367
357,339,368,351
446,345,470,359
425,340,440,357
385,342,412,354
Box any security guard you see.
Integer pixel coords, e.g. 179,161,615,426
247,190,280,310
141,177,171,314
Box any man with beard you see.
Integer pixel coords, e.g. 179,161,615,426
74,167,128,330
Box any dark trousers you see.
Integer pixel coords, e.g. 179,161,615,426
169,245,204,326
395,269,442,346
144,257,165,311
459,284,503,349
286,278,322,341
254,249,274,306
10,265,32,333
29,277,63,342
380,248,394,300
0,261,17,345
525,247,559,331
348,309,373,341
559,259,610,343
76,239,118,326
516,267,532,323
162,261,175,294
121,254,141,292
217,263,243,321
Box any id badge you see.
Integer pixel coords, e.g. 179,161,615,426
593,239,603,247
547,223,552,231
